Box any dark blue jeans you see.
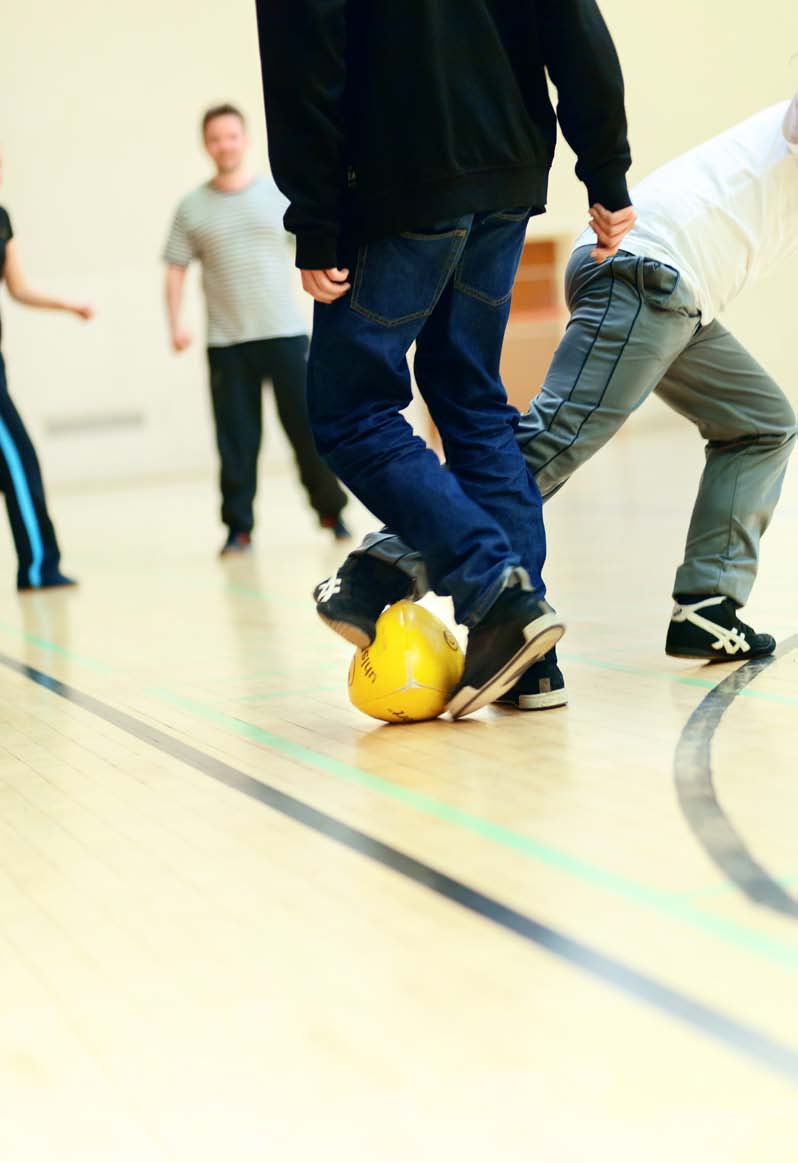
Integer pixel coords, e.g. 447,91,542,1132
307,210,547,627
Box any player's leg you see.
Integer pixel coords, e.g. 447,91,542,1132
314,246,700,710
308,217,563,716
484,245,699,708
412,208,545,592
208,344,262,554
259,335,349,537
655,322,796,659
309,218,524,623
0,354,68,591
408,209,566,716
516,247,700,496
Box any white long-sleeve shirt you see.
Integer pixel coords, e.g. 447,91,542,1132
576,101,798,324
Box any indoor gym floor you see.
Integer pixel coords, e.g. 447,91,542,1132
0,408,796,1162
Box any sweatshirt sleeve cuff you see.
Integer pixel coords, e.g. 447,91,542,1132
295,232,341,271
584,171,632,212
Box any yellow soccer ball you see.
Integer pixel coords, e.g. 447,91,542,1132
348,600,465,723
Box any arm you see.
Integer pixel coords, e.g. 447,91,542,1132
255,0,349,272
164,264,192,352
537,0,636,260
3,239,93,319
537,0,632,209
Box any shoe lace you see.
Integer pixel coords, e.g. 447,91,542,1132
672,597,752,655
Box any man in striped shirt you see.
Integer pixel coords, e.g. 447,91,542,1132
164,104,348,555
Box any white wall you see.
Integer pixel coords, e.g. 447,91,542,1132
2,1,797,486
1,0,308,486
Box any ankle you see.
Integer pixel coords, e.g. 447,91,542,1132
674,592,718,606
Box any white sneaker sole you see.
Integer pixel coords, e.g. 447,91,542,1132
316,610,372,649
447,614,566,720
498,687,568,711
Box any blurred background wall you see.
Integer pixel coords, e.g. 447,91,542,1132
1,0,797,485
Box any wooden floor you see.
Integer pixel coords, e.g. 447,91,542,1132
1,412,796,1162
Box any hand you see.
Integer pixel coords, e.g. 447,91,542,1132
171,325,193,353
71,303,95,321
589,204,637,263
301,268,351,304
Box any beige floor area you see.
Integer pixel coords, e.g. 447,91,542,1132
0,411,796,1162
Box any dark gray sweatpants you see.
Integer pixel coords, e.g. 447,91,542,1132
355,246,796,609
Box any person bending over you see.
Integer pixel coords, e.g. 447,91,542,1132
316,97,798,710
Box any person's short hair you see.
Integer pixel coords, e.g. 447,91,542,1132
202,104,246,136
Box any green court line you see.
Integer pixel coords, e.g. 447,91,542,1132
224,581,310,609
0,620,111,673
6,615,798,964
236,683,342,704
561,650,798,706
222,581,798,706
151,685,798,970
561,651,719,688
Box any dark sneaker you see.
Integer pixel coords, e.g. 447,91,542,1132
313,552,413,647
666,596,775,661
495,648,567,710
448,590,566,720
320,514,353,541
18,572,78,593
220,531,252,557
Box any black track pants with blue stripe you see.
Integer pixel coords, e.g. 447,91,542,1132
0,352,61,589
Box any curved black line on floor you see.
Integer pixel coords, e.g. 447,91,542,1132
675,635,798,919
2,648,797,1083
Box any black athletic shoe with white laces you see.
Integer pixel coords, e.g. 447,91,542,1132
495,648,567,710
665,596,776,661
448,589,566,720
313,553,413,647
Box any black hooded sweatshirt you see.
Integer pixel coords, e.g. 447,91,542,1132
256,0,631,269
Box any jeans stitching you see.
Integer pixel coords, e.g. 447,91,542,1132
350,231,468,327
452,215,527,306
451,280,514,308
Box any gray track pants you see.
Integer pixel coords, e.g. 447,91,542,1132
356,246,797,608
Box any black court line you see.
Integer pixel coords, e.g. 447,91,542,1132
3,648,797,1084
675,636,798,919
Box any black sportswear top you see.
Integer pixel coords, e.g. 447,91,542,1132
0,206,12,345
256,0,632,269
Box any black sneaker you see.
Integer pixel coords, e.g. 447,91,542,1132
448,589,566,720
320,513,353,541
313,553,413,647
495,649,567,710
17,572,78,593
220,531,252,557
665,596,776,661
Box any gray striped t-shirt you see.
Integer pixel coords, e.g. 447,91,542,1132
164,175,306,347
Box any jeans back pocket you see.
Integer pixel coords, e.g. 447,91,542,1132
453,207,531,308
350,226,468,327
